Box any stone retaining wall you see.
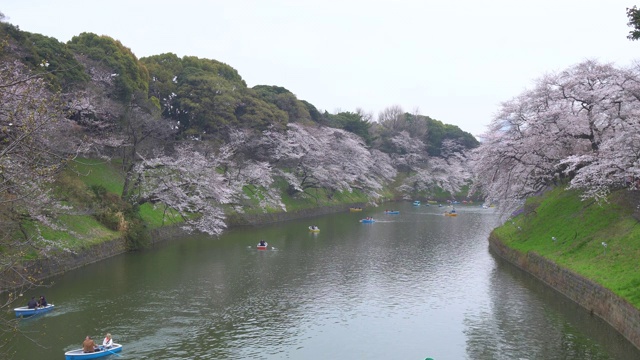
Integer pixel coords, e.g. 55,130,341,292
489,233,640,350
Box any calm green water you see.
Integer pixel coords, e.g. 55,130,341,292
4,203,640,359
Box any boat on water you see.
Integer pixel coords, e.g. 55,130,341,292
384,210,400,215
413,201,421,206
257,242,268,250
309,226,320,232
14,304,55,318
349,207,363,212
444,212,458,217
360,218,375,223
64,344,123,360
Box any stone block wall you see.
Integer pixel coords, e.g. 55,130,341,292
489,233,640,350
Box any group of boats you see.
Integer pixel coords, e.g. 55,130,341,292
256,224,321,250
14,303,123,359
255,202,462,248
357,202,462,223
20,200,466,357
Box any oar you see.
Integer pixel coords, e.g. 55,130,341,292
105,348,121,357
100,346,121,357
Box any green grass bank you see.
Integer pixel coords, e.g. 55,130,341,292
490,186,640,349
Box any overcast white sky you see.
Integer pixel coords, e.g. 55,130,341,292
2,0,638,136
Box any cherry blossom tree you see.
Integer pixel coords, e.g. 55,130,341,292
0,51,81,351
255,123,395,201
473,60,640,214
131,143,235,235
388,130,428,171
396,138,471,197
219,128,284,211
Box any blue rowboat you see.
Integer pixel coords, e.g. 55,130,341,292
360,219,375,223
14,304,55,317
64,344,123,360
413,201,421,206
384,210,400,215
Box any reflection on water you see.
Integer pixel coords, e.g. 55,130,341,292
3,203,640,359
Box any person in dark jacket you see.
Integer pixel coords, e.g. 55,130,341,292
27,297,38,309
38,295,48,307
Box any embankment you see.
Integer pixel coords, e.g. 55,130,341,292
7,203,365,289
489,233,640,350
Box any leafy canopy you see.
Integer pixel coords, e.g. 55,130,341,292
68,32,149,102
0,22,89,91
627,6,640,40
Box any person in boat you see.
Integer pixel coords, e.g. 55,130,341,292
102,333,113,349
259,240,266,246
38,295,48,307
83,335,98,353
27,296,38,309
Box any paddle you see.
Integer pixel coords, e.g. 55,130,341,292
99,345,121,357
104,347,121,357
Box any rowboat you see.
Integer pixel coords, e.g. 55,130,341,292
257,242,268,250
360,219,375,223
14,304,55,317
444,212,458,217
413,201,421,206
64,344,122,360
384,210,400,215
309,226,320,232
349,207,363,212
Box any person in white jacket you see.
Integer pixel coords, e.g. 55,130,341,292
102,333,113,349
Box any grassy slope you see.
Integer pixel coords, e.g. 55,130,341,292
29,159,163,251
32,158,468,254
492,186,640,307
36,159,381,252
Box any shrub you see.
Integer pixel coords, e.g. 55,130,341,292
125,218,150,250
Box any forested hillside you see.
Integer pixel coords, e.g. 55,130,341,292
0,17,480,306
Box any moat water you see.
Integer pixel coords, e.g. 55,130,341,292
5,203,640,359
